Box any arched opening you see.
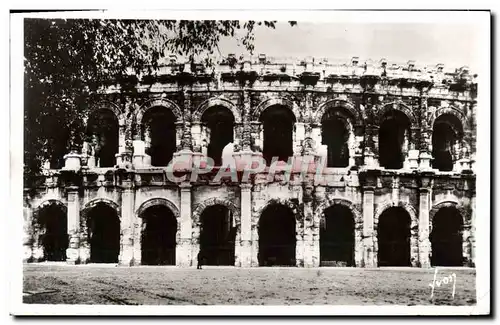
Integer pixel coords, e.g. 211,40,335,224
379,110,411,169
430,207,463,266
143,107,177,166
140,205,177,265
260,105,296,165
320,205,355,266
432,114,463,172
37,203,68,261
87,203,120,263
199,205,236,265
258,204,296,266
321,111,350,167
86,109,119,168
201,106,235,166
377,207,411,266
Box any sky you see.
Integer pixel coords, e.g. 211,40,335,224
218,22,481,71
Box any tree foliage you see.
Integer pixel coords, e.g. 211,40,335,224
24,18,296,184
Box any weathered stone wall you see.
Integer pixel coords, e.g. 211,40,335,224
24,56,477,267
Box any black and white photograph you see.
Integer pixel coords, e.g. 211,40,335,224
8,8,491,316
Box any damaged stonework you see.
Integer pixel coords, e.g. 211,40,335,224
24,56,477,268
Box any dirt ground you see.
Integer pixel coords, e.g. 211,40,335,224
23,264,476,306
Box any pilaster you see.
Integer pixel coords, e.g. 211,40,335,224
362,186,375,267
238,183,252,267
418,185,431,267
119,173,135,266
66,186,80,264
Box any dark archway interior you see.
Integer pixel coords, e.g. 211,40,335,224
430,207,463,266
432,115,462,172
87,203,120,263
320,205,355,266
87,110,119,168
141,205,177,265
258,204,296,266
38,204,68,261
202,106,234,166
143,107,177,166
321,112,349,167
379,111,410,169
260,105,295,165
199,205,236,265
377,207,411,266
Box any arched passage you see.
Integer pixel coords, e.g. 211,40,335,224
432,113,464,171
140,205,177,265
142,107,177,166
377,207,411,266
36,203,68,261
258,204,296,266
201,106,235,166
260,105,296,165
86,109,119,168
86,203,120,263
199,204,236,265
430,207,463,266
320,205,355,266
321,112,351,167
379,110,411,169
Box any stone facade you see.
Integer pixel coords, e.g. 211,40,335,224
24,55,477,268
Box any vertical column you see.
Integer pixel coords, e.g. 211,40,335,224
191,122,202,153
294,123,306,156
407,127,420,169
119,175,135,266
250,186,261,267
470,195,476,267
419,128,433,170
239,183,252,267
66,186,81,264
462,224,472,266
179,182,193,267
363,125,379,169
294,185,305,267
175,122,184,153
418,185,431,268
362,186,375,267
302,184,315,267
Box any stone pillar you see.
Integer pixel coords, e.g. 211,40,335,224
66,186,80,264
295,185,305,267
364,125,379,169
179,182,193,267
470,195,476,266
313,186,325,267
23,204,33,262
311,124,322,151
238,183,252,267
294,123,306,156
302,184,315,267
419,128,433,170
63,151,81,171
119,181,135,266
462,224,472,266
175,121,184,152
362,186,375,267
132,217,142,266
418,185,431,267
191,122,202,153
250,187,261,267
